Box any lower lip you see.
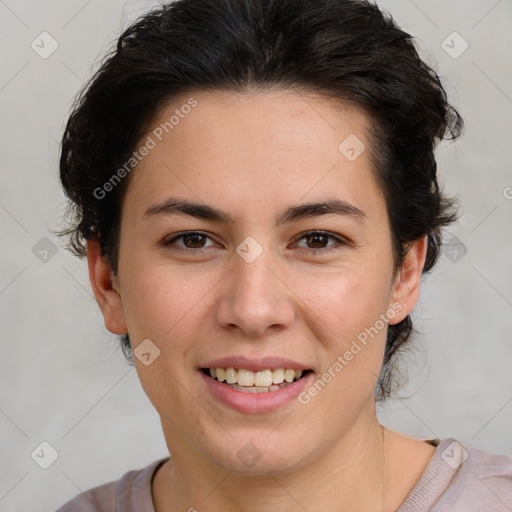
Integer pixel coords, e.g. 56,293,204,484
199,370,315,414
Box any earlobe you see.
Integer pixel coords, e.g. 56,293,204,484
86,238,128,334
388,235,428,325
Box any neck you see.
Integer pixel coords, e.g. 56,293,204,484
154,407,386,512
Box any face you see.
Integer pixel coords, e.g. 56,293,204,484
88,89,426,475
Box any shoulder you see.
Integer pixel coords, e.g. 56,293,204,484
398,438,512,511
445,439,512,505
55,457,169,512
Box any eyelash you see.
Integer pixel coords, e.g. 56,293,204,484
161,230,348,255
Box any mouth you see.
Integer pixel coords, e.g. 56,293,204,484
200,367,313,393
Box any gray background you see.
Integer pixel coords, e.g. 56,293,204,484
0,0,511,510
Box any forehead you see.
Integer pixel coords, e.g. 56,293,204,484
122,89,384,226
154,88,370,151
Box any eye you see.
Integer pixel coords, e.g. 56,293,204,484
162,231,217,253
161,229,348,255
292,230,348,254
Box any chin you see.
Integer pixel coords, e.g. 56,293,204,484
206,434,315,477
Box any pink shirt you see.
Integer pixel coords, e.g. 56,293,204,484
55,438,512,511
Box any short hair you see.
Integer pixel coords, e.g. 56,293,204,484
56,0,463,400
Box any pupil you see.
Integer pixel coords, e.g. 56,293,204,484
185,234,204,248
309,234,326,248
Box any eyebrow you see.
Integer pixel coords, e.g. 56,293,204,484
143,196,367,226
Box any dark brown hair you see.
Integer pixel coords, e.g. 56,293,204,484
55,0,463,400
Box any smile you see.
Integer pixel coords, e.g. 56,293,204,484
201,367,311,393
198,366,315,414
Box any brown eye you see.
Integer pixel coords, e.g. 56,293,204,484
182,233,207,248
305,233,329,248
294,230,347,254
162,231,216,252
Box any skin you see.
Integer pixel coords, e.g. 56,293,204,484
87,89,436,511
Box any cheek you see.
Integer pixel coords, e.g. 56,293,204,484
121,274,171,340
296,265,391,392
299,263,392,335
119,254,209,339
123,263,201,410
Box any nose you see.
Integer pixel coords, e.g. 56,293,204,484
214,243,296,338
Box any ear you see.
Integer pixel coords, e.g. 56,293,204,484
388,235,428,325
86,238,128,335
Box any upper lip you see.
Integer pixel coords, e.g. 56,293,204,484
200,356,312,372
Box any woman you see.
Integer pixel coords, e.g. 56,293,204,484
55,0,512,510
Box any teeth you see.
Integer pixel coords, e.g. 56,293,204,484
254,370,273,387
237,369,254,386
226,381,294,393
272,368,284,384
225,367,237,384
284,369,295,382
209,367,307,387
